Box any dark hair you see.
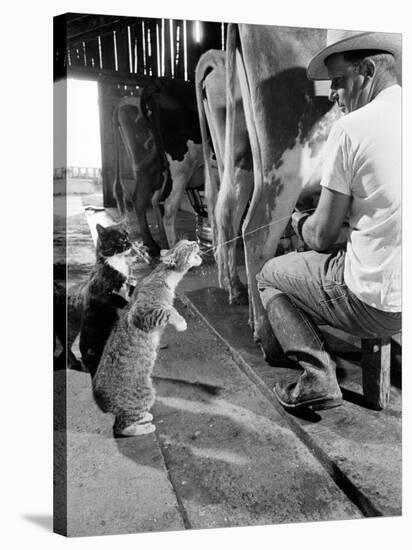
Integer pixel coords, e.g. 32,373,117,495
341,49,397,77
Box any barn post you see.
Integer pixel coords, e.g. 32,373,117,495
115,25,131,74
134,20,144,75
85,36,99,70
53,13,69,537
149,19,159,78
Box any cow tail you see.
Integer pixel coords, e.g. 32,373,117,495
216,24,238,289
195,50,224,248
112,105,125,216
140,84,171,205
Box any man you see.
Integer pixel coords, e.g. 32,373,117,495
256,30,401,410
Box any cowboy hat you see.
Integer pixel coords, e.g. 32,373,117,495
307,29,402,80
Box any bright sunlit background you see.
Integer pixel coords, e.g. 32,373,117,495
67,78,101,168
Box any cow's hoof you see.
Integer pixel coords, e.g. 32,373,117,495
230,292,249,306
229,284,249,306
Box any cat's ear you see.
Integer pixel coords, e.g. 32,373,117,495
129,305,170,331
160,249,177,267
117,220,128,233
96,224,106,238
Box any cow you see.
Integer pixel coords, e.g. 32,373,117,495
112,93,167,256
195,46,320,307
140,79,206,248
197,25,340,364
113,80,207,256
196,49,253,305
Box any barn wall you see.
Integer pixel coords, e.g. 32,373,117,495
55,13,225,83
54,13,225,207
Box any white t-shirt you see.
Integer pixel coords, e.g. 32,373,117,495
320,85,401,312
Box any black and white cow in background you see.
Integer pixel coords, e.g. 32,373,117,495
113,79,206,256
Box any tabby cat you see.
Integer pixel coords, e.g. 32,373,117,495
79,223,150,377
93,240,202,437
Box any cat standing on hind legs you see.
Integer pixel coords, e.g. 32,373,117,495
79,223,150,377
93,240,202,437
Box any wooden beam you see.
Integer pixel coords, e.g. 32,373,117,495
65,65,158,86
148,20,158,77
164,19,172,78
85,36,99,70
115,26,130,74
54,14,68,81
175,21,184,80
129,21,141,75
67,15,136,43
97,83,120,208
362,338,392,410
64,64,179,91
186,20,201,82
100,32,116,72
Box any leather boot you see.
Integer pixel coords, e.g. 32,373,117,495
266,293,343,410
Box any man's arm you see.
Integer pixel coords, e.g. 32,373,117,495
292,187,351,252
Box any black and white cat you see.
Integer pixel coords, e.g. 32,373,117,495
79,223,150,377
53,223,150,373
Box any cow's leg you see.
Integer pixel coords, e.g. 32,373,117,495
151,168,170,250
112,110,125,218
242,181,300,363
195,50,226,250
202,99,222,248
203,147,220,248
113,168,142,241
162,166,189,248
120,186,143,241
133,170,161,257
113,168,126,216
214,26,250,306
162,143,204,248
234,44,303,364
113,122,144,241
215,167,252,305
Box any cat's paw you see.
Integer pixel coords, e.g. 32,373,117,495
175,318,187,332
113,283,129,302
117,421,156,437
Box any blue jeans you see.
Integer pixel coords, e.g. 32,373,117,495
256,249,401,339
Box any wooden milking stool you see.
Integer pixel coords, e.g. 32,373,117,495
361,338,392,410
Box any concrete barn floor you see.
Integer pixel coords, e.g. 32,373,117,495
53,183,402,537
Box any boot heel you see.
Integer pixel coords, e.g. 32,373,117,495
310,397,343,411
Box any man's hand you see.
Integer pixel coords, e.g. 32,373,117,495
296,187,351,252
291,210,311,240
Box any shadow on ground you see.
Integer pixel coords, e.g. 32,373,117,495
22,515,53,532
